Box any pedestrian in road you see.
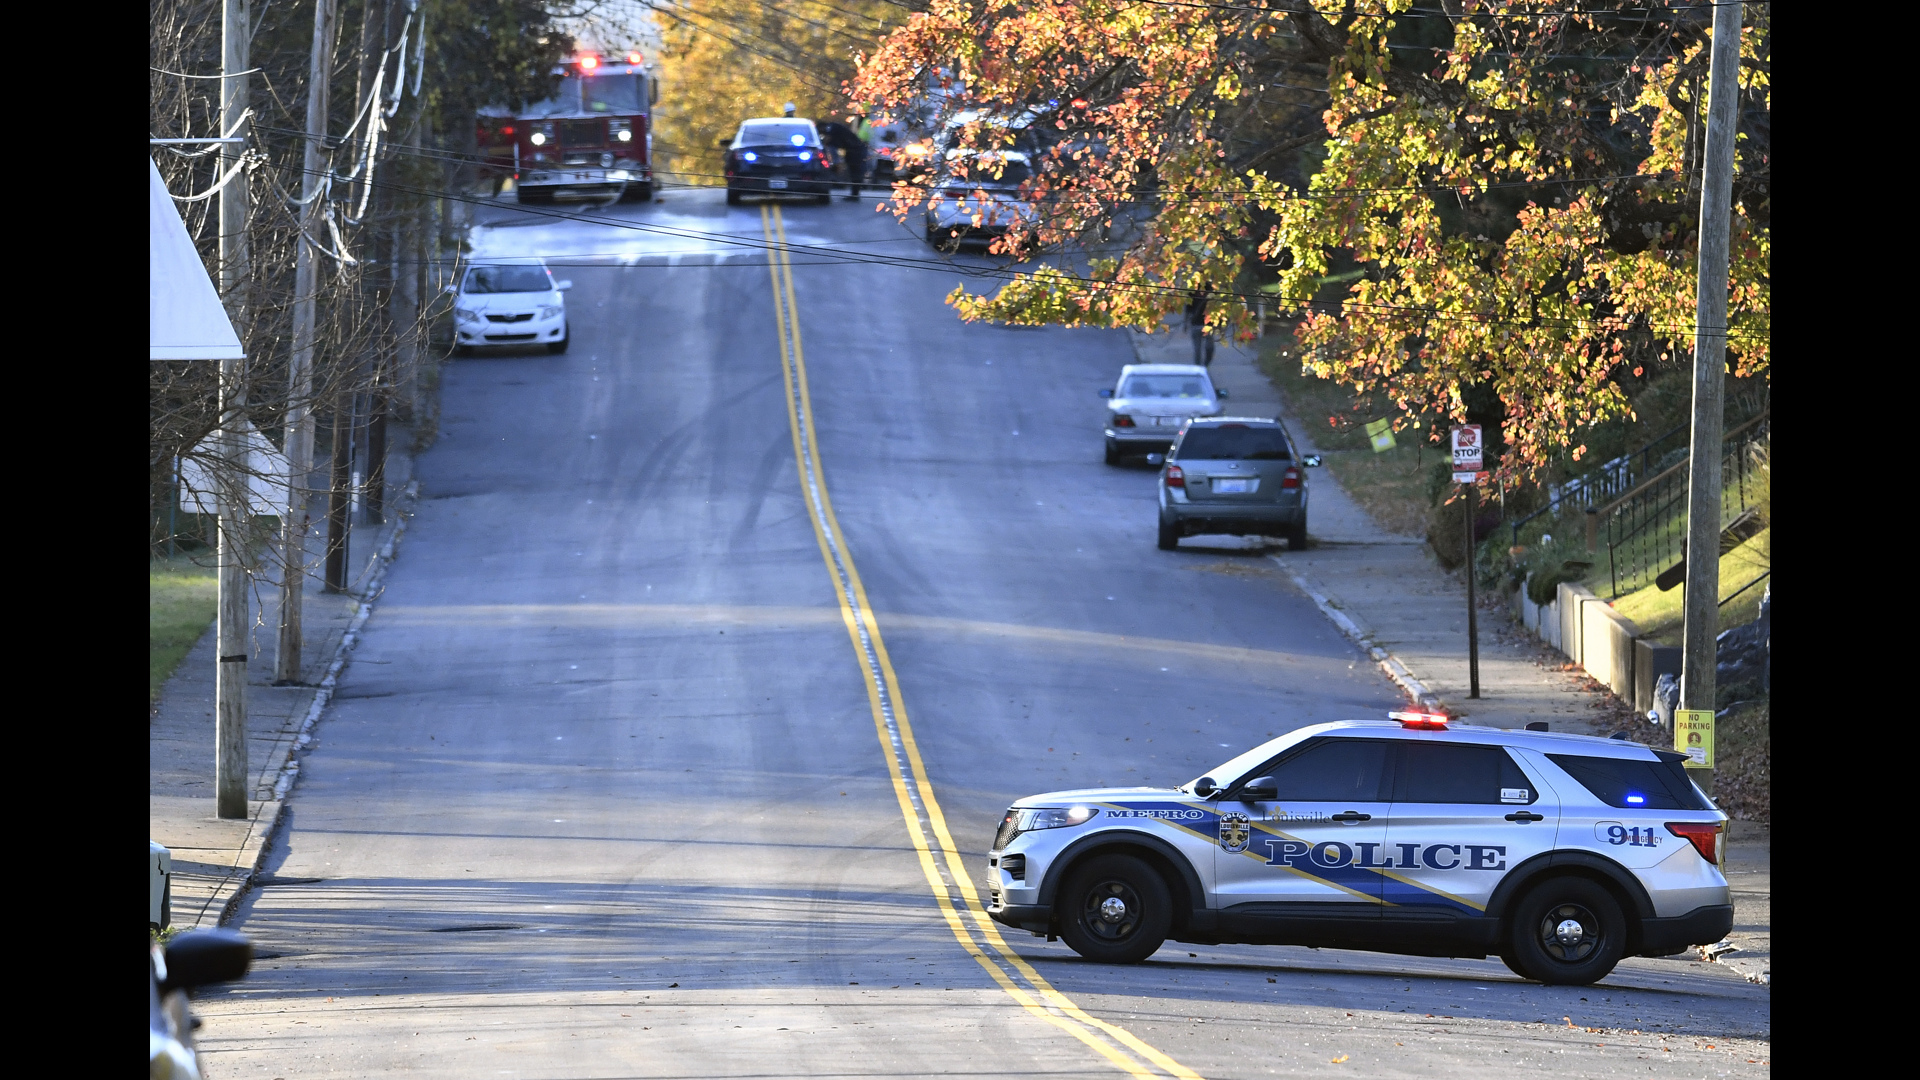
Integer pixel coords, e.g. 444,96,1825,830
818,116,868,199
1185,288,1214,367
782,101,797,117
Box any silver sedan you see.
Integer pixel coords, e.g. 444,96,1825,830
924,151,1041,250
1099,364,1227,463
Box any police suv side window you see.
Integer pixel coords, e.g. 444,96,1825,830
1263,739,1392,802
1393,744,1537,804
1545,753,1713,811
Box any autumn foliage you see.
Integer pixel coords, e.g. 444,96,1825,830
853,1,1770,474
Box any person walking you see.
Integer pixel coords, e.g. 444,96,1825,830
818,115,869,199
1185,287,1214,367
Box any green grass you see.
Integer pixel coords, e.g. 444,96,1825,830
151,554,217,702
1610,527,1769,644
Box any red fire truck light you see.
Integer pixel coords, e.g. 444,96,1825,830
579,55,599,70
627,52,643,65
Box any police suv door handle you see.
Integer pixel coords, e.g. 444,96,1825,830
1330,811,1371,823
1504,811,1545,823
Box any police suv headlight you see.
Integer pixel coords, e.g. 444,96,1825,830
1004,805,1098,842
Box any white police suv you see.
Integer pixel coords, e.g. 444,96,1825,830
986,713,1731,985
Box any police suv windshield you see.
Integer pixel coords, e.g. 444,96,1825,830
463,265,554,293
737,121,818,147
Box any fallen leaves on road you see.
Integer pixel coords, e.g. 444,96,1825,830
1330,1055,1349,1064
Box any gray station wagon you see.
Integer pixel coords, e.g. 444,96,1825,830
1158,417,1319,550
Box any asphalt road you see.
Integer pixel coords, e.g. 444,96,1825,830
196,189,1770,1078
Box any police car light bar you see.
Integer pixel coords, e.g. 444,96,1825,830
1390,710,1450,730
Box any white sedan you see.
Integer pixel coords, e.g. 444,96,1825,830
451,260,573,355
924,151,1041,251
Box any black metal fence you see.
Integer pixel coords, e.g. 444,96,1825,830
1595,414,1769,598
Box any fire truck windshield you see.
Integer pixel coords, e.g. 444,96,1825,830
462,265,555,294
521,74,643,118
582,75,642,113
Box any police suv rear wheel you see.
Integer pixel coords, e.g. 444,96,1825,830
1059,854,1171,964
1506,877,1626,985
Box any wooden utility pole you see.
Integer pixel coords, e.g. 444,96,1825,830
215,0,252,819
1679,0,1743,716
278,0,336,684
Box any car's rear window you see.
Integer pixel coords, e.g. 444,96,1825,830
1123,375,1211,398
1546,753,1713,811
1175,425,1291,461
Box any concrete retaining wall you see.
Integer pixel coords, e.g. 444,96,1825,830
1515,580,1656,715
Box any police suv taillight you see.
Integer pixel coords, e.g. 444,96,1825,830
1390,710,1449,730
1665,822,1723,865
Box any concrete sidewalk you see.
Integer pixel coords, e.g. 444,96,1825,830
150,454,415,930
1132,326,1767,985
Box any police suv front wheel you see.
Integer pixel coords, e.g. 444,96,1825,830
1505,877,1626,985
1058,854,1171,964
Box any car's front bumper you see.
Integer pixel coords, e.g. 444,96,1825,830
728,170,831,195
456,313,566,345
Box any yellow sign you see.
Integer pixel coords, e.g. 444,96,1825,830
1364,418,1396,453
1674,709,1714,769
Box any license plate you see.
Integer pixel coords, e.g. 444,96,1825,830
768,178,789,189
1212,478,1252,493
1155,416,1183,427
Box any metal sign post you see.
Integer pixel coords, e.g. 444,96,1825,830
1452,425,1484,698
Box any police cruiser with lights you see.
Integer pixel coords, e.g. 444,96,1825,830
986,712,1731,985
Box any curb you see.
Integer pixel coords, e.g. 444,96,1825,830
1268,554,1441,710
216,482,417,925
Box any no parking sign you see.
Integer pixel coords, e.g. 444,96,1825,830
1451,424,1483,483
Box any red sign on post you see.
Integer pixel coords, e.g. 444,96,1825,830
1451,424,1484,482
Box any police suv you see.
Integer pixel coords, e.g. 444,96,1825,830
986,713,1732,985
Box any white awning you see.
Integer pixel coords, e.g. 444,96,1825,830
150,157,244,361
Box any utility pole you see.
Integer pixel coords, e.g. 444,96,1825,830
214,0,252,820
325,391,354,592
1679,0,1743,717
277,0,335,685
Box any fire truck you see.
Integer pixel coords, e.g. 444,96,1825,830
478,53,661,203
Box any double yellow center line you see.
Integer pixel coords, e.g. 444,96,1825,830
758,203,1201,1080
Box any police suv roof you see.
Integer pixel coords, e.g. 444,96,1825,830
1307,718,1667,760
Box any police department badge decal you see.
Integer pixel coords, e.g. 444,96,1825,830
1218,812,1250,853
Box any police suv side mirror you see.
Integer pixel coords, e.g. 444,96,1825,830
1302,454,1323,467
1238,776,1278,800
160,928,253,994
1192,776,1218,798
1098,388,1114,398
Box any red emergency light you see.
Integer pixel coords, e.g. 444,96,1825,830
1390,710,1450,730
627,52,643,65
579,54,599,70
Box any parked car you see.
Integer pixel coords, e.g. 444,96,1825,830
449,260,572,355
924,150,1042,251
1100,364,1227,463
724,118,833,204
151,928,254,1079
1157,417,1320,550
